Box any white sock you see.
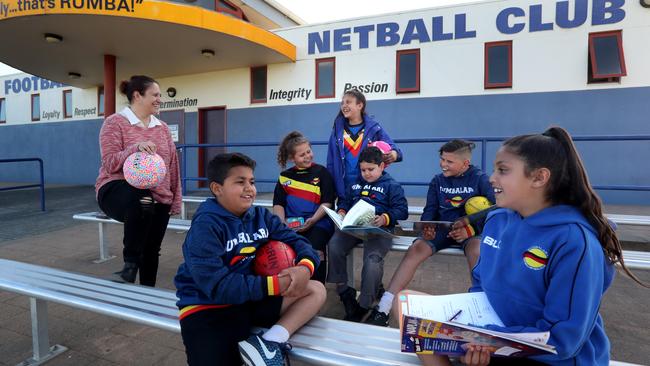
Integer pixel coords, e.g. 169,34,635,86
376,291,394,315
262,325,290,344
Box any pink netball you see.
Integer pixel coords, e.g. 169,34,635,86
123,152,167,189
369,140,392,154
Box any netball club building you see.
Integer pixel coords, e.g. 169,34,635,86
0,0,649,204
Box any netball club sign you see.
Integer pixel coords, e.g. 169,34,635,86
0,0,143,18
307,0,626,54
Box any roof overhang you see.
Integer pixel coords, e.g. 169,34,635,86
0,0,296,88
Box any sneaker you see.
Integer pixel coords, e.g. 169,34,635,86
364,307,390,327
238,334,292,366
339,287,365,322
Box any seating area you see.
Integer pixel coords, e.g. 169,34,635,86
0,258,418,366
76,196,650,271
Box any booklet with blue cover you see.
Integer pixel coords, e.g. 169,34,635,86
398,292,556,357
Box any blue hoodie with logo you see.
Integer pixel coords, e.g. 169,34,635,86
338,172,408,231
175,198,320,308
471,205,614,365
421,165,494,222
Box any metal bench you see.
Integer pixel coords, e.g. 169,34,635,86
0,258,418,366
72,212,192,263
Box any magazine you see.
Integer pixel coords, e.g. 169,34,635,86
323,200,395,239
398,292,556,357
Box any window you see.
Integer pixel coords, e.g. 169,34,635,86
250,66,267,104
63,90,72,118
396,49,420,93
0,98,6,123
315,57,335,99
31,94,40,122
215,0,247,20
98,87,105,116
484,41,512,89
588,30,626,83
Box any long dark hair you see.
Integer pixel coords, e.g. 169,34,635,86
277,131,310,169
503,126,646,286
119,75,157,104
335,89,367,120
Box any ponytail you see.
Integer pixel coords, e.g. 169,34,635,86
504,127,647,287
277,131,310,169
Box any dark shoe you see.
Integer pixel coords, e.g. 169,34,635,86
339,287,366,322
364,307,390,327
111,262,138,283
238,333,292,366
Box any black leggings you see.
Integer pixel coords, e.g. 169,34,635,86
98,180,171,286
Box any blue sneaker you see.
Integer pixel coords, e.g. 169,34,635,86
238,333,292,366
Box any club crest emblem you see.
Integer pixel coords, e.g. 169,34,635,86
523,246,548,270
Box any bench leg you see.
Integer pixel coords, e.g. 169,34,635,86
17,298,67,366
93,222,116,264
181,202,186,220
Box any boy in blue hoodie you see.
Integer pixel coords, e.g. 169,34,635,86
327,146,408,322
175,153,326,366
365,140,494,326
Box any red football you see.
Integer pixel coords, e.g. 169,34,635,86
253,240,296,276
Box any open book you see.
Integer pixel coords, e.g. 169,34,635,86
398,292,556,357
323,200,395,239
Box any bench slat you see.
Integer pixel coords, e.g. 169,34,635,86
6,269,179,317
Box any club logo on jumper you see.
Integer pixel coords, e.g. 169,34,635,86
225,229,269,252
445,195,465,207
229,246,257,266
523,246,549,270
311,177,320,185
282,179,292,186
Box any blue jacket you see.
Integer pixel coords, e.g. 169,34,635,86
338,172,408,231
421,165,494,222
326,114,403,202
471,206,614,365
174,198,320,308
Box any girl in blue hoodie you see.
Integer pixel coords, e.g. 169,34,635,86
420,127,644,366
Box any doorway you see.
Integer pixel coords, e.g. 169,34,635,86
198,107,227,187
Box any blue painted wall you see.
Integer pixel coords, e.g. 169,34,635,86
1,87,649,204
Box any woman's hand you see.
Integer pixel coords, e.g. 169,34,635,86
137,141,157,154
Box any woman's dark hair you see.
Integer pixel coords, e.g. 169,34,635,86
359,146,383,165
503,126,646,286
335,89,367,120
277,131,310,169
119,75,158,103
439,139,476,156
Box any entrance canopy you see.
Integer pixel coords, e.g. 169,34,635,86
0,0,296,87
